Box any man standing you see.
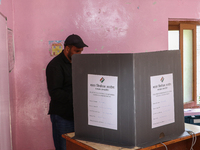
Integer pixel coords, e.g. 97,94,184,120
46,34,88,150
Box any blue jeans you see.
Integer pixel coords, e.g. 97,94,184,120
50,114,74,150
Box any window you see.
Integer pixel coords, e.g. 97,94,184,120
168,20,199,108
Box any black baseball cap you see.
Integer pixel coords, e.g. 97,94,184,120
64,34,88,48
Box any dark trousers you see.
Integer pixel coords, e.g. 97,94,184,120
50,114,74,150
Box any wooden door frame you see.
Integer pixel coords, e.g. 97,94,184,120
169,21,198,108
180,24,197,108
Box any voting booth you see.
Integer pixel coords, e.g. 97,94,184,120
72,50,185,148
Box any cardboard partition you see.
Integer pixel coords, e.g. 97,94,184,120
72,50,185,148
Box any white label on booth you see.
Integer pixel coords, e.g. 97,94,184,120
88,74,118,130
150,73,175,128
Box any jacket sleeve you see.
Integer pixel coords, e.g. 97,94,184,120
46,64,72,104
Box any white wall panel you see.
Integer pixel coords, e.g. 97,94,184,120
0,13,12,150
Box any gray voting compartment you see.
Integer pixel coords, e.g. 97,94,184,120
72,50,184,148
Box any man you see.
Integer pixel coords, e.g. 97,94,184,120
46,34,88,150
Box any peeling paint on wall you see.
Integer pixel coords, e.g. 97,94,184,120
8,29,15,73
79,1,131,43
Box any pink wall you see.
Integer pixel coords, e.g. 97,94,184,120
0,0,13,29
2,0,200,150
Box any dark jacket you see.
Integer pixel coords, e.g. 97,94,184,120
46,50,74,120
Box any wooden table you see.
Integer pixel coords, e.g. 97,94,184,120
62,123,200,150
